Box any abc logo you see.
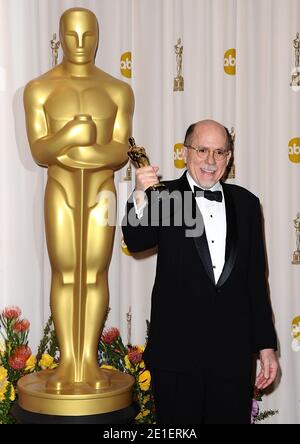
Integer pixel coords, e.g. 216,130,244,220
174,143,185,169
224,48,236,75
288,138,300,163
121,237,131,256
120,52,132,78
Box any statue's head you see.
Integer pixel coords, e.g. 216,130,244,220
59,8,99,64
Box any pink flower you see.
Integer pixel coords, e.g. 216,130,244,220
128,346,143,364
101,327,120,345
2,306,21,320
13,319,30,333
251,399,259,424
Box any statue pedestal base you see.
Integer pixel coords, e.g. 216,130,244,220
173,76,184,91
14,369,137,422
11,402,139,424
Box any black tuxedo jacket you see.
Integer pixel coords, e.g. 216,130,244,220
122,172,277,374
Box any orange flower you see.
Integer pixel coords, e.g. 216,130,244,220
8,345,31,370
2,306,21,320
13,319,30,333
101,327,120,344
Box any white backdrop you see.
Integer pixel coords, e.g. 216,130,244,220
0,0,300,423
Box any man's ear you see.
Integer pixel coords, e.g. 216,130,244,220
226,150,232,166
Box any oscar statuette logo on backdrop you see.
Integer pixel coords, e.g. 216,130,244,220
173,38,184,91
50,33,60,67
290,32,300,91
227,127,235,179
292,213,300,264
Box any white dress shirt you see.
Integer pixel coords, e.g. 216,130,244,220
133,173,227,283
186,173,226,283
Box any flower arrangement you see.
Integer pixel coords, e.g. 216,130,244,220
99,326,155,423
0,305,277,424
0,306,58,424
0,306,155,424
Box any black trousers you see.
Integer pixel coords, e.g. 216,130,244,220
151,368,252,424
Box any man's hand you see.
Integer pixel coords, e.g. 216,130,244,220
135,166,160,192
255,348,278,390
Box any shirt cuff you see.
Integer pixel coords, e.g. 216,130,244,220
133,190,148,219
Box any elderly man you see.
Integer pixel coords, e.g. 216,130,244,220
122,120,278,424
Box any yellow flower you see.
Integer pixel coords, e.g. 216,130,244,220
39,353,57,370
139,360,145,369
135,412,143,421
143,395,150,404
0,380,15,402
9,384,15,401
0,381,8,402
0,339,6,355
25,355,37,372
142,409,150,417
124,355,133,371
100,364,117,371
0,366,8,381
138,370,151,391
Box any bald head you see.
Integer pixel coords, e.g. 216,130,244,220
184,120,230,150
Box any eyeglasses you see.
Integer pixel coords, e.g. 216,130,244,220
185,145,230,161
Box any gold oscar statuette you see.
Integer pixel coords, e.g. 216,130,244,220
292,213,300,265
50,33,60,67
126,306,132,347
227,127,235,179
19,7,136,420
128,137,166,194
173,38,184,92
290,32,300,88
293,32,300,68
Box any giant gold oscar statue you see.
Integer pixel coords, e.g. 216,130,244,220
18,8,135,421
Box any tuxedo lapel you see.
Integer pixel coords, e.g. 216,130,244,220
193,226,216,285
216,183,238,287
174,173,238,287
177,172,215,285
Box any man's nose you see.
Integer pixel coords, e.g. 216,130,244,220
206,151,216,164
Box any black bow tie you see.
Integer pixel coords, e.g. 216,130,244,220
194,186,223,202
